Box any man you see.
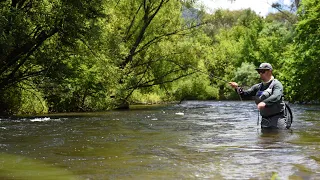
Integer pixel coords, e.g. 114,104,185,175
229,63,288,129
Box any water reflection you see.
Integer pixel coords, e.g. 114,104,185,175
1,101,320,179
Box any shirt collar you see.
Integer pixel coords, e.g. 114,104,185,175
262,76,274,85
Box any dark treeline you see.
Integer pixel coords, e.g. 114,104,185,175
0,0,319,115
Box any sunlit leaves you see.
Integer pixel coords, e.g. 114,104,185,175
285,0,320,102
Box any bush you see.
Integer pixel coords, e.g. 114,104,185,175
0,87,22,115
172,74,219,101
19,86,48,115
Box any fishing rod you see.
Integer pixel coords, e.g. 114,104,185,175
180,64,262,126
185,65,229,84
185,64,246,102
186,65,247,103
184,65,246,100
187,64,258,124
185,64,260,122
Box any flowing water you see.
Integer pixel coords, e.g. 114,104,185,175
1,101,320,180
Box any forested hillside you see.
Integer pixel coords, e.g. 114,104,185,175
0,0,318,115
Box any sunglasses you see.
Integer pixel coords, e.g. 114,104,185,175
257,69,268,74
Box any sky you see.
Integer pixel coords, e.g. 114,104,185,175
198,0,292,17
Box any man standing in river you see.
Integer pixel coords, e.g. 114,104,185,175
229,63,287,129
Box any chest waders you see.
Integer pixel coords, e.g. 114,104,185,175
256,80,293,129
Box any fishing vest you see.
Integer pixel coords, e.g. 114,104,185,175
255,79,285,117
255,80,276,104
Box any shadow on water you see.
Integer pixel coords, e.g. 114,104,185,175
1,101,320,179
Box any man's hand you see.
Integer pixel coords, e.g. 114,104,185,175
229,82,238,89
257,102,266,110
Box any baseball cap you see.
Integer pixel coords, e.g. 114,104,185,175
255,63,273,70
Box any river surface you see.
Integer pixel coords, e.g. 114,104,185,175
1,101,320,180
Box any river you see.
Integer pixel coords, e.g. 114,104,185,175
1,101,320,179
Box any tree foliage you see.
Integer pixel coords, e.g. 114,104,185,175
282,0,320,102
0,0,319,115
0,0,107,114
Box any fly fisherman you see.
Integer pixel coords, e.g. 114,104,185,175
229,63,289,130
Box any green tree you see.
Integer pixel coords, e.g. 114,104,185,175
0,0,107,114
283,0,320,102
102,0,210,108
